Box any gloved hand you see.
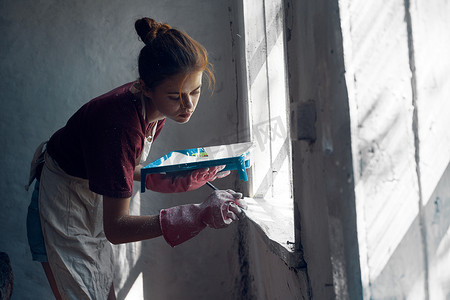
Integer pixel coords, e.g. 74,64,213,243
146,165,230,193
159,189,247,247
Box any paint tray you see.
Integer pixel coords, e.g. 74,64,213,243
141,142,253,192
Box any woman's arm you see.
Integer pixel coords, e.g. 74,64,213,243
133,164,143,181
102,195,162,244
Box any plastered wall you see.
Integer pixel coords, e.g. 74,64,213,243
340,0,450,298
285,0,450,298
0,1,243,299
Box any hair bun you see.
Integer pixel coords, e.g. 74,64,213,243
135,17,172,45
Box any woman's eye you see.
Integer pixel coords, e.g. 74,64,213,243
191,90,201,95
168,95,180,100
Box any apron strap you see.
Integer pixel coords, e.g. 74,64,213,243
25,141,47,191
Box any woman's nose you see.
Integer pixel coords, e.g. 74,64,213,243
181,94,193,109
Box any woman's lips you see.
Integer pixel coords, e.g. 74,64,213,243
179,112,192,118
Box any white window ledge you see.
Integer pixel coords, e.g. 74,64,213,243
243,196,305,269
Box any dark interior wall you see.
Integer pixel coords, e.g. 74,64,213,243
0,1,243,299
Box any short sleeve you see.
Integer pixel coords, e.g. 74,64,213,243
84,126,144,198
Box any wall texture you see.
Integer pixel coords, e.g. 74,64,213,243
285,0,450,298
340,0,450,298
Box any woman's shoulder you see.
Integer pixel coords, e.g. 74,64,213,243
77,82,142,129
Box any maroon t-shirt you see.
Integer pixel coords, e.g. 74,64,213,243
47,82,165,198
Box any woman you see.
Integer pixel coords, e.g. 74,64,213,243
26,17,246,299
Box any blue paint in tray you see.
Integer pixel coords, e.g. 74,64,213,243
140,142,253,193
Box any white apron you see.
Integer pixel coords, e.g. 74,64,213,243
39,152,114,299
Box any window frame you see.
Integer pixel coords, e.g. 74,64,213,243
230,0,302,268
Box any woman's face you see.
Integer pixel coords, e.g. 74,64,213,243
144,71,203,124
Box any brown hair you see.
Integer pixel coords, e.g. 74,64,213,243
135,18,214,92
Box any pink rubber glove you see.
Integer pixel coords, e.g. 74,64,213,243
145,165,230,193
159,189,247,247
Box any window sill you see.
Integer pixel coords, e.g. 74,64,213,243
243,196,305,269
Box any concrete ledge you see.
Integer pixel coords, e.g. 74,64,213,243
243,197,305,269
